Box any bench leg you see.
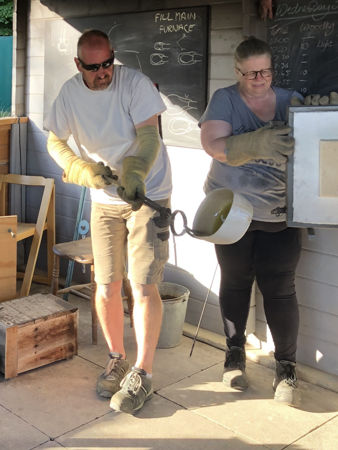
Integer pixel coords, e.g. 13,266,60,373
91,264,98,345
51,254,60,295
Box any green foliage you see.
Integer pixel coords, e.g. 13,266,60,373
0,0,13,36
0,108,11,117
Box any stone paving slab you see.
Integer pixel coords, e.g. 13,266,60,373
1,287,335,450
56,394,265,450
0,404,49,450
288,415,338,450
0,356,110,439
158,361,338,449
33,441,63,449
79,333,224,392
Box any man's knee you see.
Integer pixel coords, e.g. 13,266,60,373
130,282,159,300
96,280,123,302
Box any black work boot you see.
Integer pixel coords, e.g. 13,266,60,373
222,346,249,391
273,360,298,405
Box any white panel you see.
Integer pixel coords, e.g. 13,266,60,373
210,3,242,30
289,106,338,225
296,277,338,315
210,29,243,54
299,306,338,344
301,227,338,256
297,334,338,376
297,249,338,286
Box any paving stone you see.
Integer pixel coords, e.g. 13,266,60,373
56,394,264,450
158,361,338,449
0,404,49,450
0,356,110,438
288,415,338,449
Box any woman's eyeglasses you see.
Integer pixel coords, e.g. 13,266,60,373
235,67,273,80
78,54,115,72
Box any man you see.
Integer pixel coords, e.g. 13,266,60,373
44,29,172,414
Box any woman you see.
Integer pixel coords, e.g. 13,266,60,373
199,36,303,405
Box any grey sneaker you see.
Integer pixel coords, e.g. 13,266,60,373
273,360,298,405
110,367,153,414
96,353,129,398
222,346,249,391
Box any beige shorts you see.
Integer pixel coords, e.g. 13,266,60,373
90,199,170,285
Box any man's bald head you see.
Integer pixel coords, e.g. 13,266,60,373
77,29,111,58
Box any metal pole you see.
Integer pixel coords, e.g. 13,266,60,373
189,262,218,357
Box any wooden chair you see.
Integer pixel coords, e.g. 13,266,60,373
52,236,134,345
0,174,56,298
0,215,17,301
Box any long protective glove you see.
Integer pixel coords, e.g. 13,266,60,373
117,125,160,210
291,91,338,106
225,123,294,166
47,131,115,189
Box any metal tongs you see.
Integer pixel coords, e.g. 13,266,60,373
110,171,194,236
137,193,195,237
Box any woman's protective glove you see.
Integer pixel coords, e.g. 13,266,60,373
117,125,160,210
47,131,115,189
291,91,338,106
225,123,294,166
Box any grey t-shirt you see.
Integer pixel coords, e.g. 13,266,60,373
199,84,302,222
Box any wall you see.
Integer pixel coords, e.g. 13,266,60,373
0,37,13,113
18,0,338,378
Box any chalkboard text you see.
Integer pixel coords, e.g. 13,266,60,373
154,10,198,34
276,1,338,19
268,0,338,96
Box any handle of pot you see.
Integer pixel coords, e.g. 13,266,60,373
170,210,196,237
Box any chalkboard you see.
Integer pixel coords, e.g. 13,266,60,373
44,7,209,148
267,0,338,96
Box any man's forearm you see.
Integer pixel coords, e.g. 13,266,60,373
47,131,78,169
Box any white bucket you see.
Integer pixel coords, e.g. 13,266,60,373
192,188,253,245
157,282,190,348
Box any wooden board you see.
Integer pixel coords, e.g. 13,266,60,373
319,140,338,197
0,216,17,301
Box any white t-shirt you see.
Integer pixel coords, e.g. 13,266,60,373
44,65,172,203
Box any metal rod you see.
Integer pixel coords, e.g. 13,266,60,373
189,262,218,357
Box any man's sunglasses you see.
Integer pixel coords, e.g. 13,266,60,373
78,54,115,72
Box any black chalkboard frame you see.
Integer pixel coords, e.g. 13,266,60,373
44,6,210,149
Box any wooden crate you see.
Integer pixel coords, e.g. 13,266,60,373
0,293,78,379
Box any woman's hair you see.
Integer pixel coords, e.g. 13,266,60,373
234,36,272,63
77,29,110,56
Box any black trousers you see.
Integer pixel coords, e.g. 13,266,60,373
215,227,301,362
